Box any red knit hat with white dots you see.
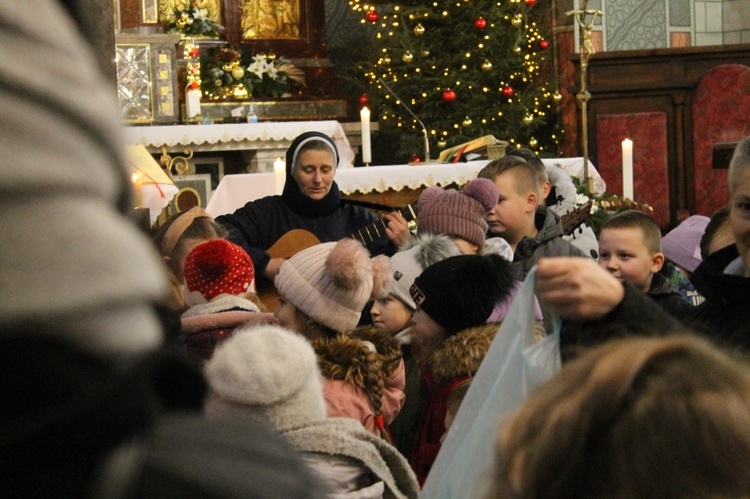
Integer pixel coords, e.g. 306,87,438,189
183,239,256,306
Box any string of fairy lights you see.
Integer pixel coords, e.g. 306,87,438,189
347,0,563,155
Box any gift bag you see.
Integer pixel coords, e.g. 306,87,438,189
421,267,561,498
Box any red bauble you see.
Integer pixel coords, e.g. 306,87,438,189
474,17,487,30
410,155,422,163
525,0,537,6
501,85,514,98
442,89,457,103
188,48,200,59
365,10,379,23
359,94,370,106
538,39,549,50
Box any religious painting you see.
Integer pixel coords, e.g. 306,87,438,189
158,0,222,24
241,0,300,39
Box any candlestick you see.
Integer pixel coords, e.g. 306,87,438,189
622,138,634,200
360,107,372,165
273,157,286,195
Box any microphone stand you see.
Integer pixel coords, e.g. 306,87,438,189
377,76,432,163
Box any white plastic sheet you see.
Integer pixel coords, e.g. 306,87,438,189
421,267,561,498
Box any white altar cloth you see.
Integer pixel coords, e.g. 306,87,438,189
205,158,605,217
122,121,355,168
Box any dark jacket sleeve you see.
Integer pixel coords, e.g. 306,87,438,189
560,282,686,360
215,198,280,275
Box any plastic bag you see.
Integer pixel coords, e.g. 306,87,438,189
421,267,560,498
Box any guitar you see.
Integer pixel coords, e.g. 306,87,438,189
258,202,419,310
561,200,593,237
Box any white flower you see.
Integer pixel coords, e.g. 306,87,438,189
575,193,590,205
267,65,279,79
193,7,208,20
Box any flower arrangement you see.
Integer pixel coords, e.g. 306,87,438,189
245,54,306,98
201,50,306,100
163,3,222,38
572,176,653,237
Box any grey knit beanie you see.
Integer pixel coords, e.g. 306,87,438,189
388,234,462,310
204,325,327,428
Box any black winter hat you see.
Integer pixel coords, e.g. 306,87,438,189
410,254,517,335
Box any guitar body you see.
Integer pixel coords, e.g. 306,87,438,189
267,229,321,259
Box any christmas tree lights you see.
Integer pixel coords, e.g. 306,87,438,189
346,0,561,160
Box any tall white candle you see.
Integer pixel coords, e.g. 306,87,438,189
622,138,634,200
273,157,285,195
360,107,372,165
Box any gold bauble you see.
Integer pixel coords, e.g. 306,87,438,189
403,51,414,63
437,139,447,148
414,23,425,36
553,91,563,102
421,50,430,57
462,116,472,126
231,66,245,80
529,137,538,148
511,16,523,27
383,56,392,65
222,62,235,72
523,114,534,125
214,79,223,87
481,60,493,71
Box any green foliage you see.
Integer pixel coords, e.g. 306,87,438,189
345,0,562,160
163,5,222,38
572,176,654,238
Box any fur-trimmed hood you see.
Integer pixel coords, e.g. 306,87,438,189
423,323,500,384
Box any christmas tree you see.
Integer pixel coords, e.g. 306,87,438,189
345,0,562,161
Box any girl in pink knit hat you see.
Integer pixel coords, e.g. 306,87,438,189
274,238,406,441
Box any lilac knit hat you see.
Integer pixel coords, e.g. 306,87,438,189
417,178,498,248
662,215,710,272
274,239,391,332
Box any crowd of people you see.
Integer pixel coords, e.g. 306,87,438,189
5,2,750,497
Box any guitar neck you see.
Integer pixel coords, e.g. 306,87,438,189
350,203,418,246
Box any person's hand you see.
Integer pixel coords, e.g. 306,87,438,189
535,257,625,320
264,257,287,281
384,211,411,247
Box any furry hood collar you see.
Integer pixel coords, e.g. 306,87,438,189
421,323,500,384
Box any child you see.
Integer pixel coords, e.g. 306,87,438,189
506,148,600,259
371,234,463,456
492,335,750,498
416,178,500,255
408,253,518,485
598,210,690,317
477,155,587,276
661,214,710,306
151,206,229,311
416,179,543,324
273,238,405,439
180,239,275,360
440,378,471,444
204,325,419,498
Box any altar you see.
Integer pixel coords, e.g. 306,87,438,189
122,121,357,172
205,158,605,217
